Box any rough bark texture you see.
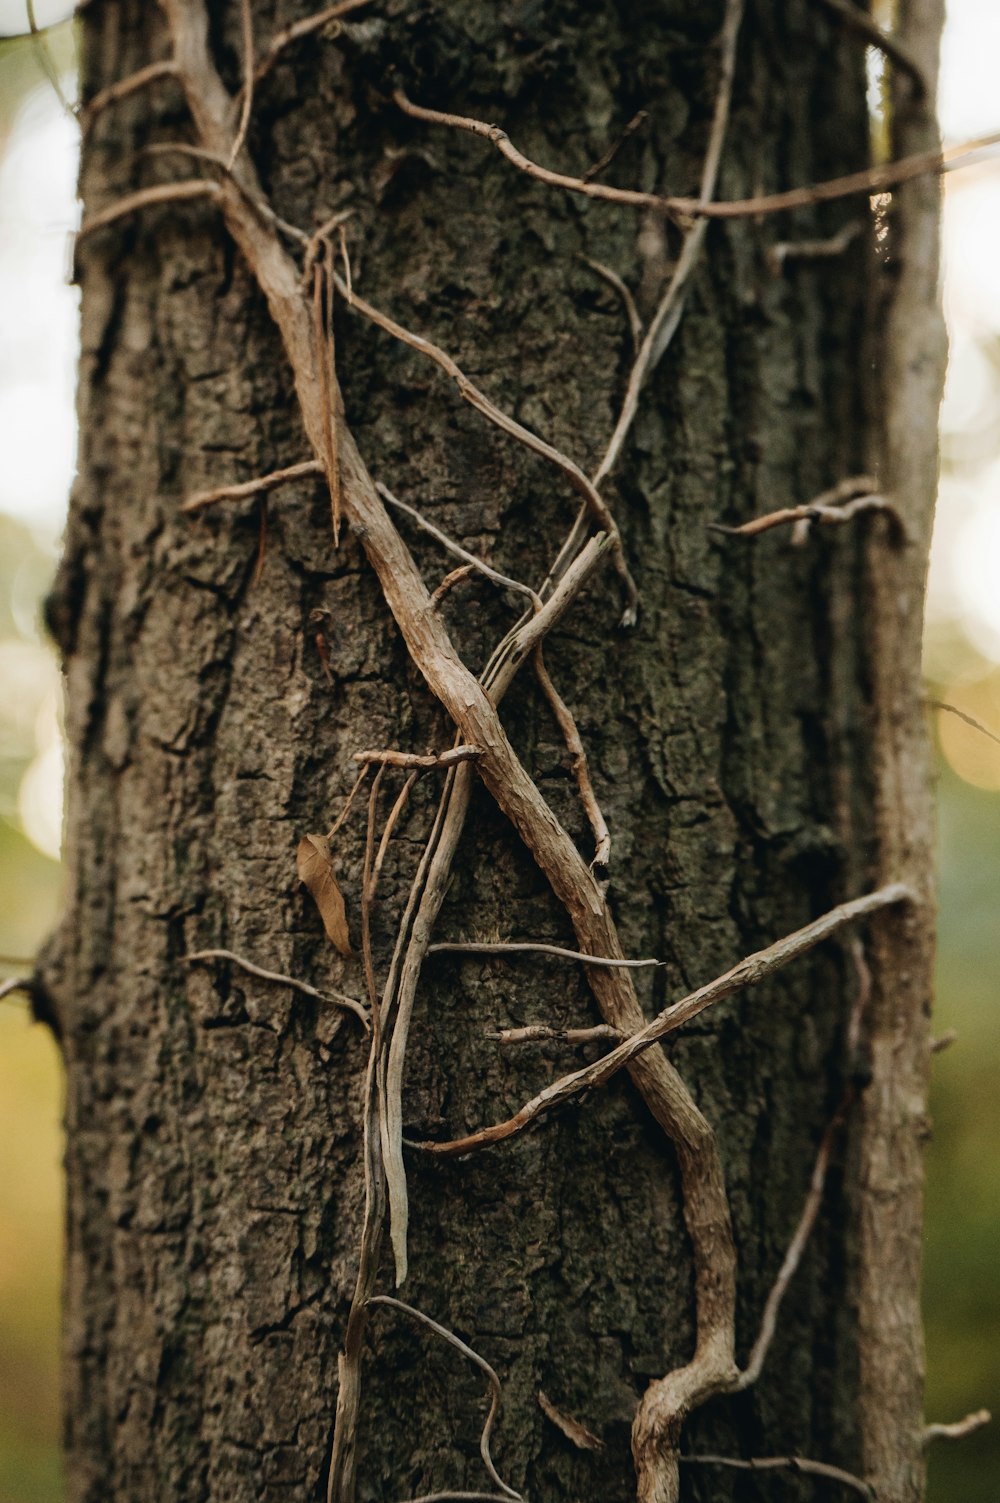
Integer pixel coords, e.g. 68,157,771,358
45,2,939,1501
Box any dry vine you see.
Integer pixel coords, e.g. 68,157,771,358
72,1,972,1499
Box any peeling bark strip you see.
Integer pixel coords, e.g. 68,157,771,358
59,1,944,1500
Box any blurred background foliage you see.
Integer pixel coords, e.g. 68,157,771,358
0,4,996,1501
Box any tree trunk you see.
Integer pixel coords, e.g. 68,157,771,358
45,2,943,1501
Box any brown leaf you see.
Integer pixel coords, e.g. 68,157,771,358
297,834,352,954
537,1390,603,1451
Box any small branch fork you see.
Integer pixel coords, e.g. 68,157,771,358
394,84,1000,223
77,4,952,1502
710,475,905,542
413,886,909,1159
681,1452,873,1497
183,947,369,1029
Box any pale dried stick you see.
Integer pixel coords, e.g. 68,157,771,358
180,458,323,512
376,483,538,604
312,248,342,541
734,1108,846,1389
709,472,876,534
490,1023,621,1046
816,0,927,94
583,257,643,355
303,209,355,285
534,644,611,867
396,85,1000,222
431,564,477,609
253,0,374,88
593,0,744,490
360,768,384,1017
331,273,639,624
332,775,456,1499
392,85,694,221
712,477,904,541
427,940,660,969
77,180,221,242
354,746,483,770
681,1453,872,1497
327,763,371,841
81,60,179,131
229,0,254,167
372,773,419,886
183,948,369,1028
414,884,910,1159
381,538,615,1286
767,219,863,273
368,1295,521,1501
922,1410,991,1446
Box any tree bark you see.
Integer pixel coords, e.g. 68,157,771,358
46,2,942,1501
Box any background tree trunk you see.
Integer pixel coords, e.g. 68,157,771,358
46,2,942,1500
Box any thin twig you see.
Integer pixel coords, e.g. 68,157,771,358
180,459,323,513
431,564,477,609
715,493,902,540
922,1409,991,1447
26,0,71,115
582,258,642,355
735,1108,845,1388
327,763,371,841
353,746,482,770
368,1296,521,1501
313,246,342,542
376,483,537,604
734,933,870,1389
395,86,1000,222
253,0,374,88
333,275,639,624
710,476,900,539
228,0,255,167
183,948,369,1028
534,644,611,867
303,209,354,286
681,1453,873,1497
414,884,911,1158
489,1023,622,1045
138,142,310,244
767,219,863,274
427,940,660,968
80,59,179,131
928,700,1000,748
0,976,33,1003
590,0,744,493
77,180,222,243
582,109,649,182
372,773,419,887
815,0,927,95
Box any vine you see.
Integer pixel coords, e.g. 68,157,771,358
67,0,988,1499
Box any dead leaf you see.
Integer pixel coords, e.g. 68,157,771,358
538,1390,603,1451
297,833,352,954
